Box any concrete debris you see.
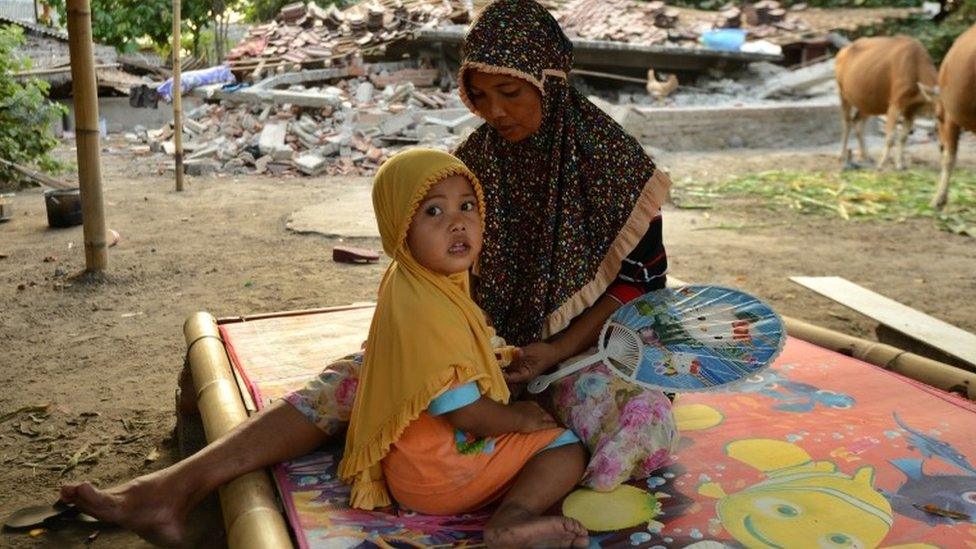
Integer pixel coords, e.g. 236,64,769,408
187,145,220,161
183,118,207,135
370,68,439,89
295,153,329,176
355,81,374,104
258,123,287,156
717,1,788,29
385,82,415,104
378,112,415,136
759,57,836,99
415,124,450,140
137,71,478,178
554,0,677,45
227,0,470,78
184,159,220,177
272,144,295,161
254,155,271,174
552,0,821,48
422,112,480,136
579,58,836,110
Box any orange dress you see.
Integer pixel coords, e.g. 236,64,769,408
381,382,579,515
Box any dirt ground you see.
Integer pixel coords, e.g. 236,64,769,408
1,136,975,548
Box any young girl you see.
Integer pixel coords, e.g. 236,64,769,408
335,148,589,548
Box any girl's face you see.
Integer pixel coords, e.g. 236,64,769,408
466,70,543,142
406,175,483,275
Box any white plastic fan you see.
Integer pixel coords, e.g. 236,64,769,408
527,321,643,394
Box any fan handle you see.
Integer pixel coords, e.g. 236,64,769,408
526,351,603,394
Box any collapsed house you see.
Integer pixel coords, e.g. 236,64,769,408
67,0,918,178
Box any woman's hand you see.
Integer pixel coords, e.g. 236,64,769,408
504,342,562,384
511,401,558,433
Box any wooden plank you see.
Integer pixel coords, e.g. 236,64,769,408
791,276,976,367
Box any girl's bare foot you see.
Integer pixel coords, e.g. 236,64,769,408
60,472,191,547
485,505,589,548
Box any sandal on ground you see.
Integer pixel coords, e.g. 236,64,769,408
3,500,100,531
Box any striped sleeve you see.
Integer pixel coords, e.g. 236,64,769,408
605,213,668,305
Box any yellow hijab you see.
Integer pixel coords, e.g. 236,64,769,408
337,148,511,510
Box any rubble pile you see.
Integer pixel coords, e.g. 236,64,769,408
552,0,814,47
715,1,800,33
553,0,683,45
135,76,481,178
227,0,469,78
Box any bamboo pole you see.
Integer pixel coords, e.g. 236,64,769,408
65,0,107,272
572,68,648,84
172,0,185,192
183,312,292,549
667,277,975,400
784,318,976,400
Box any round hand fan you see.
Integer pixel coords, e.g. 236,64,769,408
527,285,785,394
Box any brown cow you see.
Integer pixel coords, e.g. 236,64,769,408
922,23,976,210
835,36,938,170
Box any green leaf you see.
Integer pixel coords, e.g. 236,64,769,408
0,25,65,186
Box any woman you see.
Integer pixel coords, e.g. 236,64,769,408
455,0,671,375
60,0,676,545
454,0,676,493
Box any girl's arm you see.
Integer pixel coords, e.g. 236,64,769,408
442,398,557,438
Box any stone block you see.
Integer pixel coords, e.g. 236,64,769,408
184,159,219,177
187,146,219,161
254,155,271,174
415,124,450,141
355,81,375,104
259,123,287,156
224,158,246,170
422,112,481,135
295,153,329,176
272,145,294,161
379,112,415,136
183,118,208,135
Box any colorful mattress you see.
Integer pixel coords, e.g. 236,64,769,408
219,307,976,548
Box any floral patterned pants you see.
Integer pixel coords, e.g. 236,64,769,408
284,351,678,491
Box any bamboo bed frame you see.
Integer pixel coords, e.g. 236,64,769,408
182,298,976,549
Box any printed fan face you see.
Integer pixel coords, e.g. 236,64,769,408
603,285,785,392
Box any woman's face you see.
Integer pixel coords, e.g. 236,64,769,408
466,71,543,142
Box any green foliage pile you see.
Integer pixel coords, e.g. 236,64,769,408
676,169,976,237
0,26,66,188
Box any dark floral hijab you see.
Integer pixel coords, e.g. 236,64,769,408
455,0,669,346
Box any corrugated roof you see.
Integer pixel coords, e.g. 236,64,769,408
0,14,68,41
0,0,35,23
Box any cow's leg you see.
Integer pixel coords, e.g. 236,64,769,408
839,99,853,163
877,107,899,170
854,115,871,164
895,114,914,170
931,119,960,210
